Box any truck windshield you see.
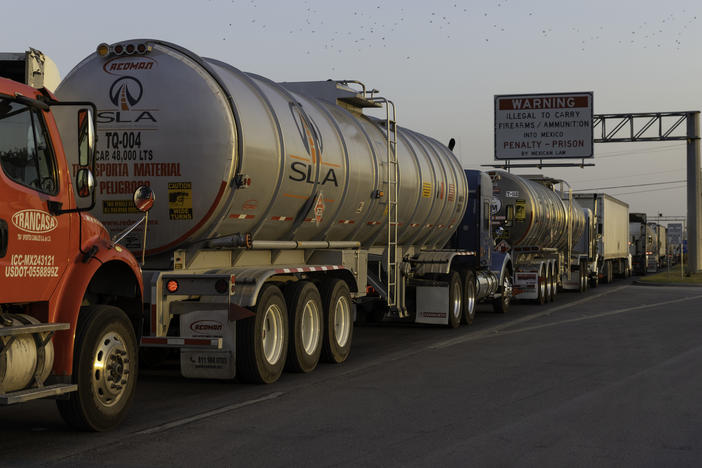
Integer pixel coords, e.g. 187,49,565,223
0,98,58,195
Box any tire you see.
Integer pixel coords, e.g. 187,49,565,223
461,271,476,326
551,266,557,301
236,284,288,384
56,305,137,432
447,272,463,328
284,281,323,373
578,266,586,293
590,271,599,288
492,272,512,314
546,267,553,303
537,267,546,305
602,261,611,284
320,279,353,364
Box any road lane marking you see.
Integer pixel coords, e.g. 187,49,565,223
136,392,284,435
431,285,630,349
494,292,702,337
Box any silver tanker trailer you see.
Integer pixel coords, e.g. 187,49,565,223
56,39,512,385
488,171,592,303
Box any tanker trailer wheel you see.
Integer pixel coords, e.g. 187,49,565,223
590,271,599,288
537,267,546,305
602,261,611,284
284,281,323,373
550,264,557,302
320,279,353,364
492,273,512,314
56,305,137,432
447,272,463,328
236,284,288,384
461,271,477,326
545,267,553,303
578,265,586,293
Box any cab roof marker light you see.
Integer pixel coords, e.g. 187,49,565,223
96,43,110,57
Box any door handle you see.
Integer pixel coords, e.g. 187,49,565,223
0,219,7,258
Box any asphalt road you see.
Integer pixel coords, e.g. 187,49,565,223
2,279,702,467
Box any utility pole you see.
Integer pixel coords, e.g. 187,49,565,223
687,112,701,274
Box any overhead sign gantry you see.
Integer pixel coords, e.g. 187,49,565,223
490,93,701,274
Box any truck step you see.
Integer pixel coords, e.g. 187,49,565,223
141,336,223,349
0,384,77,405
0,322,69,337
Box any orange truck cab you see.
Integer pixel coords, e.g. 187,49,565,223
0,50,153,431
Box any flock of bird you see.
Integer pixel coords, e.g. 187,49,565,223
210,0,697,72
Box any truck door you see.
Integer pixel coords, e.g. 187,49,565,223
0,97,71,303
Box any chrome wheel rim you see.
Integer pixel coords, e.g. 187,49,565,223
333,295,351,348
451,278,462,321
540,269,546,299
503,277,513,305
91,330,130,408
466,281,476,320
301,299,321,355
262,304,284,365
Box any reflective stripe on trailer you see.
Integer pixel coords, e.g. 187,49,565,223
274,265,345,274
140,336,223,349
367,221,381,225
338,219,355,224
270,216,293,221
229,214,255,219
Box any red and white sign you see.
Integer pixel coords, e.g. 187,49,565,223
494,92,593,160
313,193,325,226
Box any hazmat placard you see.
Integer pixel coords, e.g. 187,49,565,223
494,92,593,160
168,182,193,220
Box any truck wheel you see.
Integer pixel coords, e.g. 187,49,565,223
537,267,546,305
492,273,512,314
447,272,463,328
550,265,557,302
546,267,553,303
590,272,599,288
236,284,288,384
461,271,476,326
56,305,137,432
578,266,586,293
602,261,611,284
284,281,323,373
320,279,353,364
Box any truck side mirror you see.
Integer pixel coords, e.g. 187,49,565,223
75,168,95,198
77,108,95,167
133,185,155,212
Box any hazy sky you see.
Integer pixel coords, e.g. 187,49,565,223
5,0,701,222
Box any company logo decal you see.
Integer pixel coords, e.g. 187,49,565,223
109,76,143,110
103,56,157,75
190,320,223,333
12,210,58,234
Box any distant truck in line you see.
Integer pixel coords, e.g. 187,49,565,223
573,193,631,285
630,213,656,275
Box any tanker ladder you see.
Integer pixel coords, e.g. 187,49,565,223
371,96,403,317
0,321,77,404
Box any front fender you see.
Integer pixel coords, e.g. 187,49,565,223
490,251,512,282
51,239,142,376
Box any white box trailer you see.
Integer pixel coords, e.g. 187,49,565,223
574,193,631,284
